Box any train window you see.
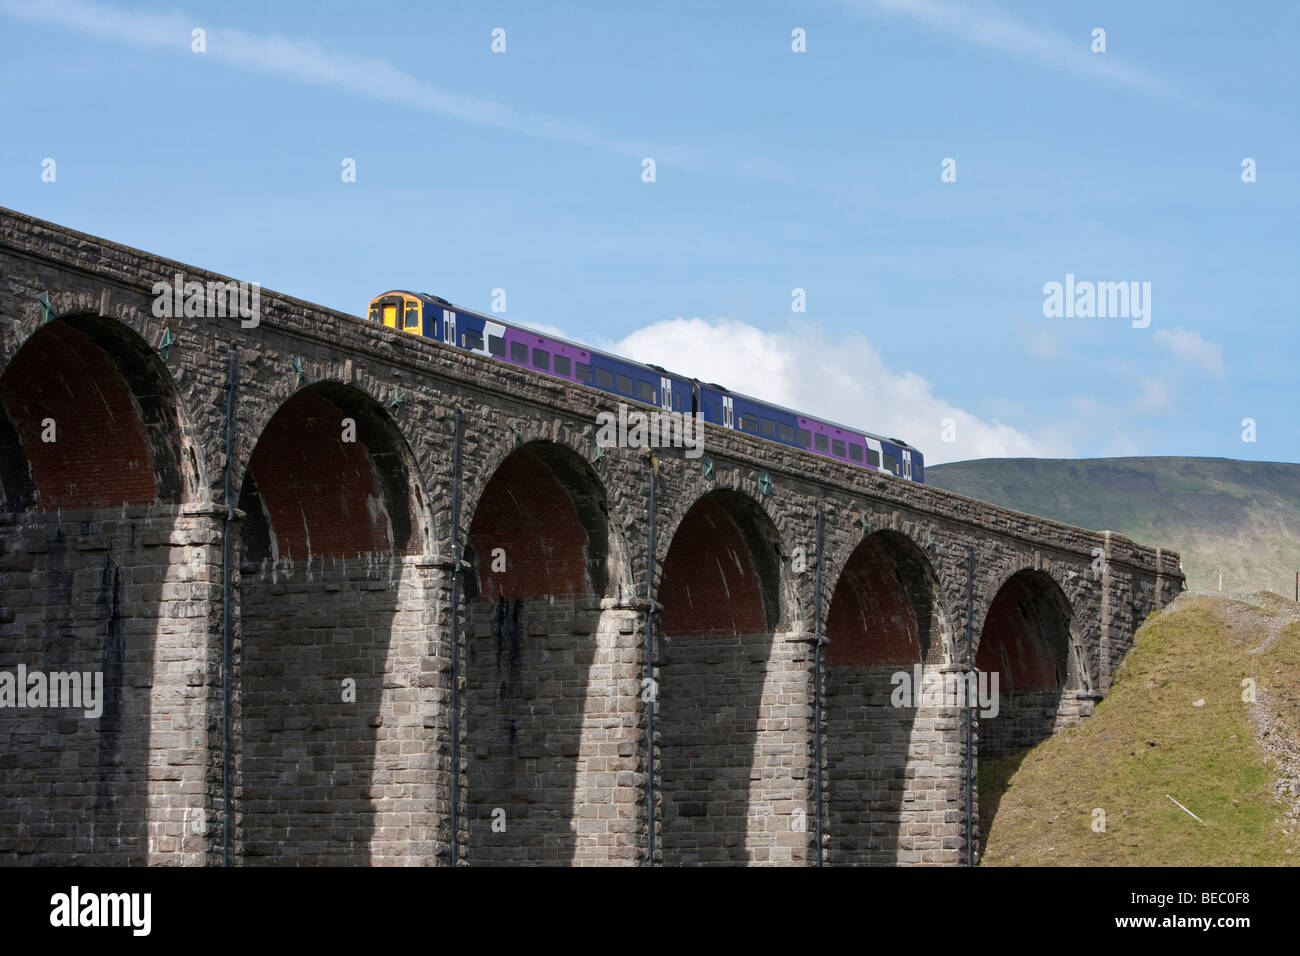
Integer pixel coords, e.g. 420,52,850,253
404,308,419,329
673,391,681,411
367,307,380,323
596,368,613,389
832,440,846,458
510,342,528,363
488,335,505,357
532,348,550,370
576,363,592,384
796,428,810,448
616,374,634,396
636,380,653,403
814,434,829,452
554,355,572,376
464,330,484,351
741,416,758,434
779,423,795,443
867,448,881,468
760,418,775,437
711,402,720,420
884,454,899,475
849,444,863,462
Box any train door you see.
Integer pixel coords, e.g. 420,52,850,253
902,449,913,480
660,376,673,411
381,299,400,329
443,309,456,345
722,395,735,428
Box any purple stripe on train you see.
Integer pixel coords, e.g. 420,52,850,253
797,417,882,469
500,327,590,383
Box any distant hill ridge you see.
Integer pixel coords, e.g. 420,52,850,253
926,457,1300,595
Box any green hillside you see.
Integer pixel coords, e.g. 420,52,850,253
927,457,1300,595
978,592,1300,865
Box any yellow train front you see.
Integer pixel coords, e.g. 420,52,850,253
367,290,434,337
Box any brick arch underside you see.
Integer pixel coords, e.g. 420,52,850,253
827,534,940,667
237,383,426,865
824,533,949,865
976,571,1071,758
658,492,786,865
464,443,608,603
0,317,185,510
0,316,190,863
237,384,419,563
462,443,613,865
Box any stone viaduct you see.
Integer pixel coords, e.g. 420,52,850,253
0,207,1182,866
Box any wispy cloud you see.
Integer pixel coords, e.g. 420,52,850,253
1134,377,1174,412
1153,328,1226,380
842,0,1170,96
0,0,687,162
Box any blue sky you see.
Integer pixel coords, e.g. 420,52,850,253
1,0,1296,464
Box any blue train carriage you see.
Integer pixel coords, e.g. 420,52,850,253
366,290,925,482
366,289,697,412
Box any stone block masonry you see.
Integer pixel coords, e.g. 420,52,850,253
0,207,1183,865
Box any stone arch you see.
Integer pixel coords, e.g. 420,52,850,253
975,568,1075,757
656,487,788,638
460,438,629,865
825,530,951,668
822,529,955,864
462,439,626,604
236,379,431,864
656,486,792,864
236,380,430,566
0,312,202,511
449,412,635,597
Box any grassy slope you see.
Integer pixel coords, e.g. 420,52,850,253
978,594,1300,866
926,457,1300,595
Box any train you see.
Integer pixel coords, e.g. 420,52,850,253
366,290,924,483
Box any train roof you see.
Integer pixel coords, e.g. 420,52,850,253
376,290,922,457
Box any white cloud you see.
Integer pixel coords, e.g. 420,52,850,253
1152,328,1226,380
604,316,1065,464
842,0,1169,95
